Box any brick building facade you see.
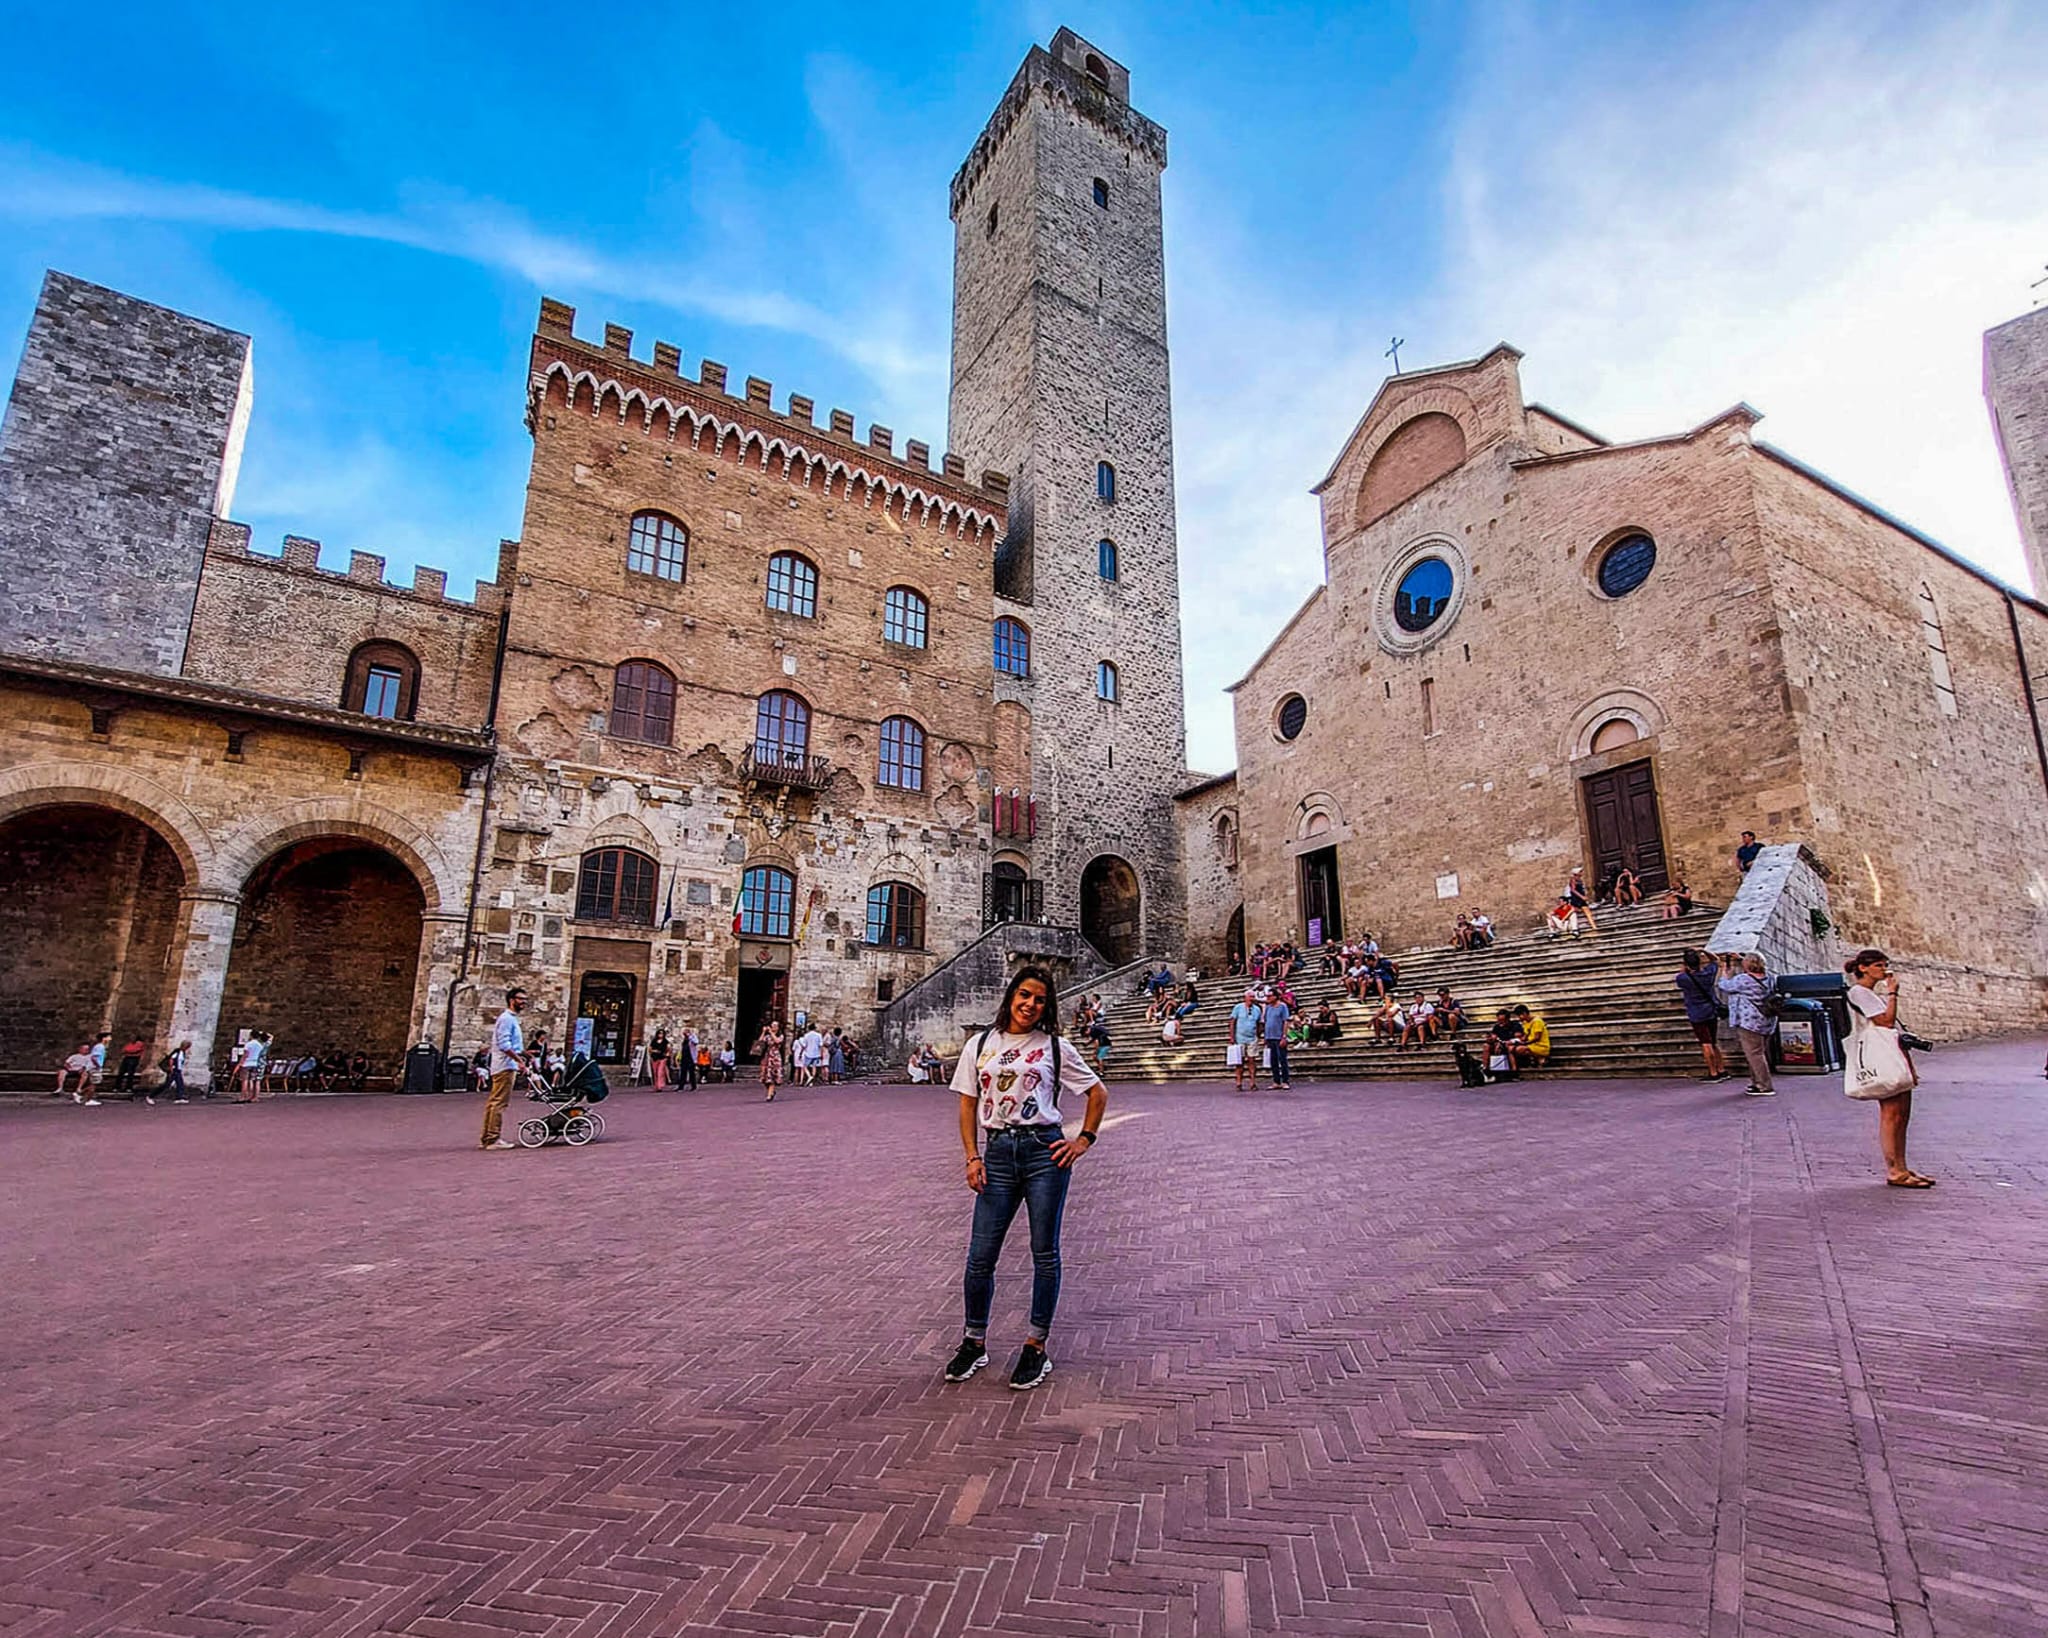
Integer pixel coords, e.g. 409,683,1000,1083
1217,345,2048,1033
0,30,1196,1084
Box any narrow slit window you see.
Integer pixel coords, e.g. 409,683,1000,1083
1421,677,1437,736
1096,461,1116,502
1916,583,1958,717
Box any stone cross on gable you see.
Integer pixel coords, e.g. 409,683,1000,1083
1386,336,1406,374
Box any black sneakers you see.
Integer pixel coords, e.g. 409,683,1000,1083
943,1338,989,1382
1009,1343,1052,1391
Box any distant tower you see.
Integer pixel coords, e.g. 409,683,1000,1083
948,29,1188,964
1985,305,2048,597
0,271,253,675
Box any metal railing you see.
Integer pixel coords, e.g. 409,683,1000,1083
739,745,833,789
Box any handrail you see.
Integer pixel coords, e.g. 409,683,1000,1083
739,745,832,789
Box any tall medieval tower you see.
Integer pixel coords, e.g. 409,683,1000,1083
948,28,1188,966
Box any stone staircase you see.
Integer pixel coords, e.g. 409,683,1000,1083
1096,903,1724,1084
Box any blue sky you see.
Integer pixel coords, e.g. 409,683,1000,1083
3,1,2044,771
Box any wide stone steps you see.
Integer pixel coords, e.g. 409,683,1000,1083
1096,905,1733,1083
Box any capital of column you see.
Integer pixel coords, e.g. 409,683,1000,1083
179,888,244,908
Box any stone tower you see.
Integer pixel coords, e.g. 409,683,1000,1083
1985,305,2048,597
948,28,1188,966
0,271,253,676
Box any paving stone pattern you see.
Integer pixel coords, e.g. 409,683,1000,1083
3,1038,2044,1637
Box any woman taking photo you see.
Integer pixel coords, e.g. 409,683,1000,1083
755,1021,785,1102
1843,949,1932,1187
944,967,1108,1392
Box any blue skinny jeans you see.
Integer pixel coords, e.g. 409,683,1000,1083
963,1124,1072,1343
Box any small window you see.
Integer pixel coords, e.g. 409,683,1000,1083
883,586,929,648
1916,583,1958,717
1092,177,1110,209
1083,52,1108,83
739,865,795,939
878,716,927,791
609,660,676,745
993,616,1030,677
1597,532,1657,598
765,552,818,618
754,690,810,763
342,641,420,720
1276,693,1307,741
1421,677,1437,737
626,510,688,582
1096,661,1120,702
1098,539,1118,581
865,881,926,948
1096,461,1116,502
986,203,998,238
576,848,657,924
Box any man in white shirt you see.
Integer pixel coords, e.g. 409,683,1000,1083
481,987,529,1151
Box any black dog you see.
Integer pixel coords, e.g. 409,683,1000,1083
1453,1043,1489,1088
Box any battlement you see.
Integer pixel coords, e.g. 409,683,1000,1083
204,519,513,614
950,34,1168,218
532,298,1009,510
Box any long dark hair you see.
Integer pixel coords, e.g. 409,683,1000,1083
1845,948,1889,977
994,965,1062,1037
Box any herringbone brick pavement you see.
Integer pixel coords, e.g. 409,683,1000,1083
2,1038,2043,1637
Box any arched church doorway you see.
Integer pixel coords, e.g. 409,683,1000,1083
219,839,425,1078
1079,855,1141,965
0,805,185,1087
1225,905,1245,974
1580,751,1669,893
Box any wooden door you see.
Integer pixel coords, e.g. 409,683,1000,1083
1582,761,1669,892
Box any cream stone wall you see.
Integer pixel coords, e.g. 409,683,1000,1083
1174,773,1240,975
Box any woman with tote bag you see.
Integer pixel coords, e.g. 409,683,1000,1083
1843,949,1933,1188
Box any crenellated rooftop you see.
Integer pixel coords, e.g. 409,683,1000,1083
204,520,514,613
528,298,1010,541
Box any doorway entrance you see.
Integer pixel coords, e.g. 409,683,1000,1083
736,967,788,1061
575,972,636,1064
1581,760,1669,892
1297,846,1342,946
1225,905,1245,973
1079,855,1141,965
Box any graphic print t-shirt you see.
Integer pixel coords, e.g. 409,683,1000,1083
950,1029,1095,1130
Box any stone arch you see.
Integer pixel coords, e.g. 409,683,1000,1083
0,760,215,885
1357,410,1469,529
584,801,663,854
1214,806,1240,869
1079,854,1142,966
1563,689,1667,763
1293,791,1346,841
215,796,457,910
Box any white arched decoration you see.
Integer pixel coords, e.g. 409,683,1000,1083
1562,689,1667,763
1590,717,1641,754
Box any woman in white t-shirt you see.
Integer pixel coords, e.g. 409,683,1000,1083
1845,948,1932,1188
943,966,1108,1393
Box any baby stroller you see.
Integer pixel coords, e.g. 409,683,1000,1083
515,1053,610,1147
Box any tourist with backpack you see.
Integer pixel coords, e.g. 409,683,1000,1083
1716,953,1777,1096
943,966,1107,1393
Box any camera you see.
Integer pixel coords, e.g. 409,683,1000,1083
1898,1030,1935,1054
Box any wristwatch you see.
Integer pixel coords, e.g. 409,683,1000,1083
1079,1130,1098,1145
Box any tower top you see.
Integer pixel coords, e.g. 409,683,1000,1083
950,29,1167,219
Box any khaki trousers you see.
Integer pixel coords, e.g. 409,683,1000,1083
482,1069,516,1146
1735,1028,1773,1091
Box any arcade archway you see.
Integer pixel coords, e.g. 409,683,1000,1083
1079,854,1141,966
0,805,186,1084
219,839,426,1077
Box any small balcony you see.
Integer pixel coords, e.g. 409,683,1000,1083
740,743,832,790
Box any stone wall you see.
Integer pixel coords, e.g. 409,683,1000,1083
0,272,251,676
1707,842,1836,978
872,921,1111,1066
185,524,506,729
1174,774,1240,974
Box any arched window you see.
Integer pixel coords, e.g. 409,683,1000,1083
1092,177,1110,209
1096,660,1120,702
766,551,818,618
1083,53,1108,83
1096,461,1116,502
878,716,927,790
1097,539,1118,581
342,641,420,720
626,510,688,582
609,660,676,744
739,865,795,938
883,586,929,648
1916,582,1958,717
866,881,926,948
993,617,1030,677
575,847,657,924
754,690,810,764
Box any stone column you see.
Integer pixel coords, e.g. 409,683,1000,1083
161,890,241,1075
410,912,471,1052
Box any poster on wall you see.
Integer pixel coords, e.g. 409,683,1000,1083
1436,873,1460,899
1307,917,1323,947
1776,1018,1818,1067
572,1016,595,1059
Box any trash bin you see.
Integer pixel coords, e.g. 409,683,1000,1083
442,1053,469,1093
401,1043,443,1094
1771,973,1848,1073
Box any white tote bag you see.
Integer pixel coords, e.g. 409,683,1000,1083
1226,1043,1244,1068
1844,1017,1914,1100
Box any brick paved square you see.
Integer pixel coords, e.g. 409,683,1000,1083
3,1040,2044,1637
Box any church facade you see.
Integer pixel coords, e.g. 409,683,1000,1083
0,30,1191,1084
1201,344,2048,1030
